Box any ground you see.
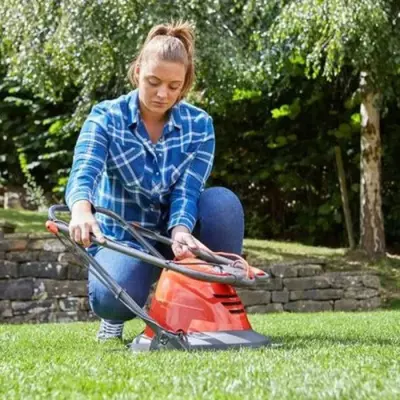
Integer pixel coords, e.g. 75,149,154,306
1,208,400,398
1,312,399,399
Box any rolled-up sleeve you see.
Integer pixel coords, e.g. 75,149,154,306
65,103,110,210
168,116,215,232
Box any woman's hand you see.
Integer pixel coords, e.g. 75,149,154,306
171,225,207,259
69,200,105,248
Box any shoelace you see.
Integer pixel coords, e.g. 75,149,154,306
97,319,124,340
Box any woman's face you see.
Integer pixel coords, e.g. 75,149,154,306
136,58,186,117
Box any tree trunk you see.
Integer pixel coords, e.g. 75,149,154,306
335,146,355,250
359,72,385,258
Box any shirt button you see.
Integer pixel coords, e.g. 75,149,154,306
156,172,160,176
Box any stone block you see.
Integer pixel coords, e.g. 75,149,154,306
237,290,271,306
0,260,18,278
33,279,87,299
245,305,270,314
3,239,28,251
55,311,89,323
284,300,332,312
4,233,29,240
28,239,48,250
272,290,289,303
0,251,6,260
362,275,381,289
283,276,331,291
0,300,12,318
43,239,66,252
269,265,298,278
59,297,89,311
289,291,306,301
265,303,284,313
329,274,363,289
297,265,323,277
58,252,80,266
38,251,59,262
11,299,56,315
344,288,380,299
303,289,343,301
334,299,358,311
0,220,17,234
19,262,68,280
0,279,33,300
28,232,53,239
256,278,283,291
88,311,100,321
6,251,40,262
358,297,381,310
6,310,56,323
68,265,88,280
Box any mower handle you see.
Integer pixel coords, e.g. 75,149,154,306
49,205,237,267
47,204,269,286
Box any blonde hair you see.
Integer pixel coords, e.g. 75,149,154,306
128,21,195,101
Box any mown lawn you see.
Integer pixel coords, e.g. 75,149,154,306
1,312,400,399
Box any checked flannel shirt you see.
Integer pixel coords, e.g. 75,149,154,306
65,89,215,247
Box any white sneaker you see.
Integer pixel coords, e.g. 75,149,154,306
97,319,124,341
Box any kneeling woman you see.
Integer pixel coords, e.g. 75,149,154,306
66,21,244,340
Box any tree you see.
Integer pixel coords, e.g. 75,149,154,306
0,0,250,194
260,0,400,258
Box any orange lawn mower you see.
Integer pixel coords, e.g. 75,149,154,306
46,205,272,351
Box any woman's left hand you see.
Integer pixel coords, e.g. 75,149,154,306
171,226,207,259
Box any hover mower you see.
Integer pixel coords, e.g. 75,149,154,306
46,205,271,351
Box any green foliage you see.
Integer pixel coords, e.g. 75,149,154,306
0,0,400,250
266,0,400,93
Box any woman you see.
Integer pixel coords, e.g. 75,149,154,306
66,21,244,340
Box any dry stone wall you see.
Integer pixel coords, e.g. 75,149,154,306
0,233,94,324
0,233,381,324
237,263,381,313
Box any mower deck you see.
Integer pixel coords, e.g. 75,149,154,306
129,329,271,352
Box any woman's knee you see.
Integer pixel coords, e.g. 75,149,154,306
197,187,244,254
199,187,244,220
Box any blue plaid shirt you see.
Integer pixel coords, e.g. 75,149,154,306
65,89,215,245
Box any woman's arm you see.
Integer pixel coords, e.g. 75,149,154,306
168,115,215,233
168,116,215,258
65,103,110,245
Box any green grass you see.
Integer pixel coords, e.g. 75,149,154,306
0,208,48,233
1,312,400,399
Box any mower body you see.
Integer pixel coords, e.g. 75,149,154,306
130,268,271,351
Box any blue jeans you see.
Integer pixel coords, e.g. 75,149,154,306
88,187,244,322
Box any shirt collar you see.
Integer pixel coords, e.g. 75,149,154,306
127,89,182,132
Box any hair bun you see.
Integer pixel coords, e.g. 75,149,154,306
148,21,194,58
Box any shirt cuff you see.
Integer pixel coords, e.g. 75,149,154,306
66,190,94,212
168,212,196,233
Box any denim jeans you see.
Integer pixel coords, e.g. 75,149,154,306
88,186,244,322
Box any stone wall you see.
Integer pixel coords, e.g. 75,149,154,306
237,263,381,313
0,234,381,324
0,233,94,323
